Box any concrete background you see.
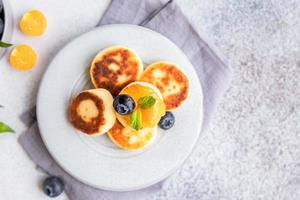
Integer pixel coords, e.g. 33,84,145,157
0,0,299,199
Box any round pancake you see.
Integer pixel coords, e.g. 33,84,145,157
108,120,156,151
116,81,166,129
90,46,143,96
140,61,190,110
68,88,116,136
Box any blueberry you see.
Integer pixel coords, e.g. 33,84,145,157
159,112,175,130
113,94,135,115
43,176,65,198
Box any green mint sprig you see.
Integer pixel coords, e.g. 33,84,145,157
0,122,15,134
0,41,13,48
138,96,156,109
130,109,142,130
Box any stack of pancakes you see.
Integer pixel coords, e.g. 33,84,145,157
68,46,190,151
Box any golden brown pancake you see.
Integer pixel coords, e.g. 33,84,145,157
116,81,166,129
90,46,143,96
68,89,116,136
140,61,190,110
108,120,156,151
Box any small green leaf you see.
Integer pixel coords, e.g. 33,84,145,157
0,122,15,134
130,109,142,130
0,40,13,48
138,96,157,109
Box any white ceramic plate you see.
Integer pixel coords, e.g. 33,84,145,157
37,24,203,191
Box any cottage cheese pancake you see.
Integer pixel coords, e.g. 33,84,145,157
108,120,156,151
68,89,116,136
141,61,190,110
90,46,143,96
116,82,166,129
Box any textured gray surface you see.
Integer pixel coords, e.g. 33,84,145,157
0,0,300,199
148,0,300,199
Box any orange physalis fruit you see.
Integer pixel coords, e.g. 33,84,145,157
19,10,47,36
10,44,37,70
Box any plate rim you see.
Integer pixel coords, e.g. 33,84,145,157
37,24,204,191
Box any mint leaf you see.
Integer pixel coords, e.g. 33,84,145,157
130,109,142,130
0,41,13,48
138,96,157,109
0,122,15,134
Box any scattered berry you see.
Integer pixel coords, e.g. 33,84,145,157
43,176,65,198
159,112,175,130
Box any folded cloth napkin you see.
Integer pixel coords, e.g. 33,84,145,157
19,0,232,199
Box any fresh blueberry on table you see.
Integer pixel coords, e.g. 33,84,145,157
43,176,65,198
113,94,135,115
159,111,175,130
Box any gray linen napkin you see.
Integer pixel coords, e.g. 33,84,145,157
19,0,232,199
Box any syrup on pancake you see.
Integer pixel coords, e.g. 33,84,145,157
108,120,156,151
